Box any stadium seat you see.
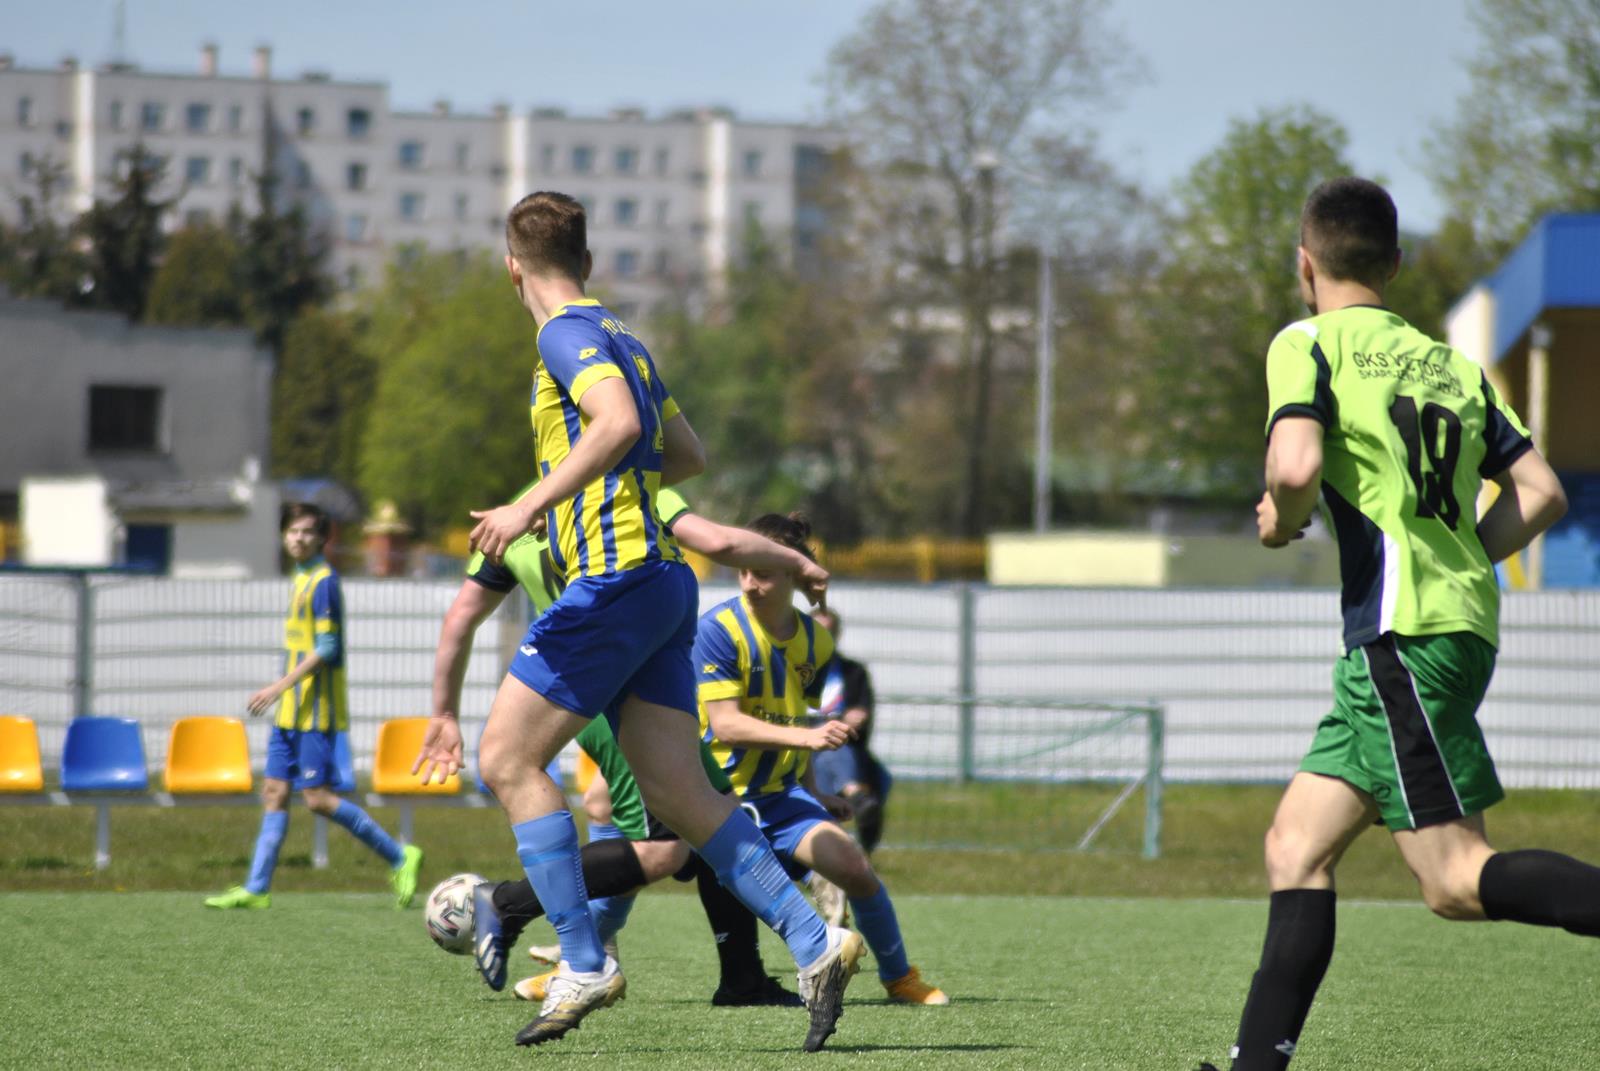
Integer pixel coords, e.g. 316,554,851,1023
60,716,149,791
0,716,44,793
372,718,459,795
164,717,252,794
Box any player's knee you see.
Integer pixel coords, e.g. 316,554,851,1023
477,737,527,797
1417,865,1487,920
1263,824,1326,888
301,787,338,815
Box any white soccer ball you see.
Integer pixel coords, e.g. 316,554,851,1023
425,872,486,954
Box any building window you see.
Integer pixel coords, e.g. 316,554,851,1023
489,162,507,182
346,213,368,243
615,250,639,278
539,144,555,172
742,150,763,178
346,162,367,191
184,156,211,185
654,147,669,175
571,145,594,173
109,100,124,130
296,107,315,136
54,120,71,140
615,146,639,174
88,386,163,453
616,198,638,227
653,249,670,277
184,208,212,228
227,104,243,132
399,192,424,220
295,161,313,189
398,140,424,169
228,157,244,186
454,141,469,170
743,200,762,226
185,103,211,134
140,102,165,132
454,192,468,221
19,151,32,178
17,96,33,127
347,108,371,139
654,199,670,227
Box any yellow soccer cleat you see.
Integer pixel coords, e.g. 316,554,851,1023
514,958,626,1046
884,965,949,1005
513,967,558,1002
203,885,270,910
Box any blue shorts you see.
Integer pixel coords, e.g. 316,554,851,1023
508,559,698,729
737,784,833,879
265,727,349,790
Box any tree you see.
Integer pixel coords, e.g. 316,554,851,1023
825,0,1141,536
1429,0,1600,254
145,222,247,326
1127,106,1357,501
234,169,332,355
78,146,177,320
356,253,539,534
270,307,373,486
2,153,89,304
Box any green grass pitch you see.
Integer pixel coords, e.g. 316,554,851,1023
4,890,1596,1069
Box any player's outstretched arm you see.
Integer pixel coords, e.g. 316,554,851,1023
671,512,830,605
1478,449,1568,564
431,580,507,723
659,412,707,487
706,698,854,752
1260,416,1324,547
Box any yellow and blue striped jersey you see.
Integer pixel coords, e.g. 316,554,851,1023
694,595,835,798
531,299,685,583
276,557,348,732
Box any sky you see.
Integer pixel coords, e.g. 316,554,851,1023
8,0,1480,230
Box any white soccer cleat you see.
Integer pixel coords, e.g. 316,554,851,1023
807,872,851,927
513,956,626,1046
797,925,865,1052
527,936,617,966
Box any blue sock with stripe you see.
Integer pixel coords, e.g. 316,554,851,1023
330,800,404,867
585,822,636,943
244,810,288,894
515,811,606,973
697,810,829,967
849,881,910,981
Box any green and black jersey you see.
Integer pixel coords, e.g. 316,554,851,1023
1265,306,1532,651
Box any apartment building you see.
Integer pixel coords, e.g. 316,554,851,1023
0,45,836,317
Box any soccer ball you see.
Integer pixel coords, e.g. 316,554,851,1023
425,872,486,954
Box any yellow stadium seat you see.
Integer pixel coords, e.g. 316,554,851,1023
373,718,460,795
164,717,253,794
0,716,44,793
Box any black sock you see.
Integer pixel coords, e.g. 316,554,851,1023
489,838,648,944
1231,889,1336,1071
1479,849,1600,936
693,855,765,988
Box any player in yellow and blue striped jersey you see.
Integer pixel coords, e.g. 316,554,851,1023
696,512,949,1007
205,502,422,911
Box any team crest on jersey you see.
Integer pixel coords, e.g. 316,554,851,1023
794,662,816,689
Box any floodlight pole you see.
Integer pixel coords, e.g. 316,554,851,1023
1033,247,1054,533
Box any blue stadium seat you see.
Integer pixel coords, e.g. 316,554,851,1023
60,716,149,792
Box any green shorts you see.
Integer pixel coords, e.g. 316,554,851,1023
1300,631,1503,831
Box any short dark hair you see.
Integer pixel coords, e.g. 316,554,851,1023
281,501,331,540
1300,177,1399,287
746,512,816,563
505,191,587,281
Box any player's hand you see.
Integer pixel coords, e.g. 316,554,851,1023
411,715,464,786
817,792,855,821
805,720,855,752
1256,492,1307,548
246,686,279,717
468,499,539,562
796,559,830,609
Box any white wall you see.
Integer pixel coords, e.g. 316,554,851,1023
21,475,115,566
168,481,282,579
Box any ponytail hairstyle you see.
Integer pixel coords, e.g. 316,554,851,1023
745,511,816,563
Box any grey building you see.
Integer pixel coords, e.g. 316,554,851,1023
0,46,838,315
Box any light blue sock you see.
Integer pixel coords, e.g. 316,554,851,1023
244,810,288,894
330,800,404,867
515,810,605,973
584,822,635,942
849,881,910,981
698,810,829,967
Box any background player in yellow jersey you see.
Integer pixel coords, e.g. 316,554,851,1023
697,513,948,1007
206,503,423,910
1198,179,1597,1071
412,192,861,1051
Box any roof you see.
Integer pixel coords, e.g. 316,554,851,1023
110,479,249,514
1471,214,1600,363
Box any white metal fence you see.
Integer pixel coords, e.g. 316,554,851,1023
2,574,1597,788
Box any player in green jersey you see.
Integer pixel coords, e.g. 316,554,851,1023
1199,178,1597,1071
418,483,826,1006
